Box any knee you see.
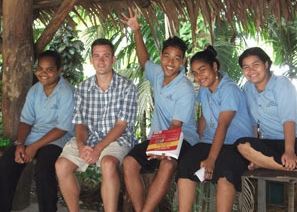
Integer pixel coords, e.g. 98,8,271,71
123,156,140,175
160,159,177,174
237,142,251,155
55,157,70,178
217,177,235,190
100,156,119,175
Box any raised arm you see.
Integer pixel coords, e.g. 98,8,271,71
121,8,149,68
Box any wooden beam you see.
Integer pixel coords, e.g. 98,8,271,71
35,0,77,55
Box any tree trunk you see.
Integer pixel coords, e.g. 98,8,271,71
2,0,34,141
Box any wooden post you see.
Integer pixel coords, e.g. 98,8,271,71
2,0,34,141
2,2,34,208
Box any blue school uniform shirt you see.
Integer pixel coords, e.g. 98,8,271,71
243,74,297,139
145,60,199,146
20,76,75,148
198,72,254,144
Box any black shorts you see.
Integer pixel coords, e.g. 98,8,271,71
126,139,191,174
235,137,297,165
177,142,248,191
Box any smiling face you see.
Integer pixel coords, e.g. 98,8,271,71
35,57,61,88
90,45,116,76
191,60,219,92
241,55,270,91
160,46,186,84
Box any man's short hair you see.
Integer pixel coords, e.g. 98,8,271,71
162,36,187,58
91,38,115,56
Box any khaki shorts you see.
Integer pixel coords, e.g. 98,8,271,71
59,137,131,172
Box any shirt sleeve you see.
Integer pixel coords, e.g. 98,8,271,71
117,83,138,125
72,87,84,124
145,60,163,86
220,84,241,112
55,85,75,131
276,77,297,124
172,81,196,123
20,87,36,125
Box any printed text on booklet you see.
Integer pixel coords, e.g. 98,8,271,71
146,128,183,159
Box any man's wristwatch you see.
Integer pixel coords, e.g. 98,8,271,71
14,141,24,146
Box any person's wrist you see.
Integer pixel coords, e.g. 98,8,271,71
77,141,86,148
133,28,141,33
14,141,24,146
94,145,103,153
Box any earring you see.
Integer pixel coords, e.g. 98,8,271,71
216,75,218,79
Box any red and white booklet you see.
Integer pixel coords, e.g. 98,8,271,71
146,128,184,159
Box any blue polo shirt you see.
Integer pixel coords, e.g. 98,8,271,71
145,60,199,146
20,77,75,147
243,74,297,139
198,72,253,144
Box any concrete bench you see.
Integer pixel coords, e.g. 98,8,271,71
241,169,297,212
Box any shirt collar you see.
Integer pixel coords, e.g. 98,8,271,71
88,71,118,92
264,73,275,91
47,76,65,95
166,66,186,85
216,72,230,90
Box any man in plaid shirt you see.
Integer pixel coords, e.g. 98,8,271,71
55,38,138,212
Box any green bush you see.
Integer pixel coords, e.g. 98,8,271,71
48,25,85,86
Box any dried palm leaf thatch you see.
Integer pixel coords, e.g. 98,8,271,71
136,4,162,48
4,0,297,42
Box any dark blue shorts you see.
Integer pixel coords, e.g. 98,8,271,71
126,139,191,174
177,142,248,191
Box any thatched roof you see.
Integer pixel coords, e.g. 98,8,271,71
27,0,297,39
0,0,295,49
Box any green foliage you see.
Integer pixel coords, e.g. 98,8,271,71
212,20,243,82
266,17,297,78
76,165,102,189
180,14,210,55
0,113,10,148
48,25,85,85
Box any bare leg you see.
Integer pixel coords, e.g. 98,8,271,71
55,157,80,212
123,156,144,212
142,159,177,212
216,178,235,212
237,143,285,170
178,178,197,212
100,155,120,212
